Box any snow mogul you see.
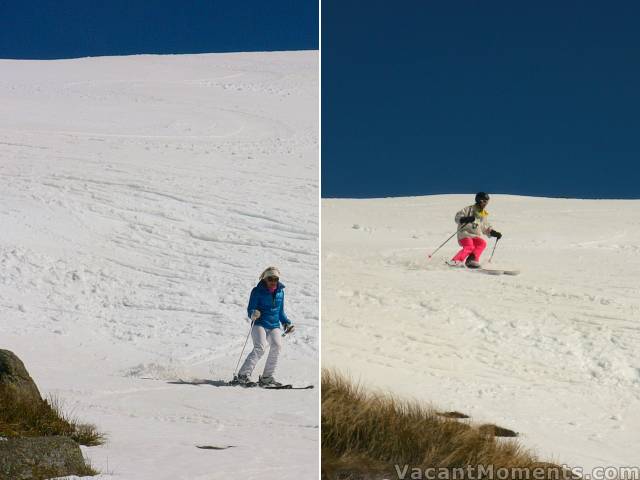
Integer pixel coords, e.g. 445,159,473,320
446,192,502,268
234,267,295,387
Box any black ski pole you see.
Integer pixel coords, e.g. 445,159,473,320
488,238,500,263
427,223,467,259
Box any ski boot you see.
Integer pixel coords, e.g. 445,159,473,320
231,374,256,387
258,375,283,388
445,260,465,268
465,254,481,269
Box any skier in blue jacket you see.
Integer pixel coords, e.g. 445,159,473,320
236,266,294,386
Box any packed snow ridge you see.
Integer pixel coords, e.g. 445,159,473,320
322,194,640,473
0,51,318,479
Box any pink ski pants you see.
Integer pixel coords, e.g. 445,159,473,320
452,237,487,262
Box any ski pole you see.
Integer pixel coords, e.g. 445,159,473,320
488,238,500,263
427,223,466,259
232,319,254,379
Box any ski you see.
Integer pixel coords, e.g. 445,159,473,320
227,378,314,389
475,268,520,276
445,261,520,276
231,382,258,388
261,384,314,390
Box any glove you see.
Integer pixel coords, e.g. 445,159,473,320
283,324,295,335
459,216,475,224
250,310,261,321
490,230,502,239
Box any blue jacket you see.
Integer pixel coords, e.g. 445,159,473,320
247,281,291,330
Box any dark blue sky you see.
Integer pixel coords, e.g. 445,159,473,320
0,1,318,59
322,1,640,199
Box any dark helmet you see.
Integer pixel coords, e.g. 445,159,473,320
475,192,490,203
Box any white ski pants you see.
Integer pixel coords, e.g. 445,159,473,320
238,324,283,378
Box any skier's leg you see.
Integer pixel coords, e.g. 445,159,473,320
452,237,474,261
262,328,283,378
471,237,487,261
238,325,268,376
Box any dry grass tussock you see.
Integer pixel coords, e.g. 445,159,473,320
0,385,105,446
322,369,572,480
27,460,99,478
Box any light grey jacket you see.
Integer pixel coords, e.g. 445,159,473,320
455,205,493,240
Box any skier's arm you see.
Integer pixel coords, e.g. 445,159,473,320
279,292,291,326
247,288,260,320
455,207,474,225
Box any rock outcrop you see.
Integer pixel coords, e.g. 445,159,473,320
0,436,89,480
0,350,96,478
0,350,42,402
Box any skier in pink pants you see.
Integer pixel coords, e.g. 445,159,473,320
447,192,502,268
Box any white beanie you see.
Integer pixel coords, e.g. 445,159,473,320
259,266,281,281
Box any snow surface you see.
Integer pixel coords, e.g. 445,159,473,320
322,195,640,473
0,51,318,479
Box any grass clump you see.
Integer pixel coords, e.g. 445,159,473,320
0,385,105,446
322,369,573,480
29,461,99,478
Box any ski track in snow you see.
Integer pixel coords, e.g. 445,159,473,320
323,195,640,473
0,52,318,479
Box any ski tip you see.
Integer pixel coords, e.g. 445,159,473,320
482,269,503,275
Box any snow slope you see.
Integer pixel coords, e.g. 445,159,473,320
322,195,640,473
0,52,318,479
